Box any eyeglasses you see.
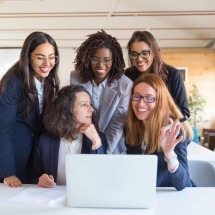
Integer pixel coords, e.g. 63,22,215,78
131,94,156,103
129,50,151,60
31,55,59,65
89,57,112,65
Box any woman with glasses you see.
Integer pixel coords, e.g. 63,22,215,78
125,31,190,120
33,85,107,187
70,30,133,154
125,74,195,190
0,31,60,187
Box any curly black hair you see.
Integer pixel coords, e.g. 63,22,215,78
74,30,125,85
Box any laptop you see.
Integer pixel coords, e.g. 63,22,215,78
65,154,157,209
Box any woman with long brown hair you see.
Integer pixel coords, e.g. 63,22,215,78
0,31,60,187
126,74,194,191
125,31,190,120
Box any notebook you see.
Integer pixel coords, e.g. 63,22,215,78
65,154,157,209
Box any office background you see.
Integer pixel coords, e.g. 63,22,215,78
0,0,215,129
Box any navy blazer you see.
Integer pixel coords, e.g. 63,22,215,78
126,138,195,191
32,132,107,183
0,75,41,183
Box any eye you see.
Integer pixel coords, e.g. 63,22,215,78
145,96,155,102
130,52,138,57
103,58,112,63
36,56,44,60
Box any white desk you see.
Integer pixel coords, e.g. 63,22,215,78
187,141,215,161
0,184,215,215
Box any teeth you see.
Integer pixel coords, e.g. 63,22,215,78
138,108,147,112
40,68,49,72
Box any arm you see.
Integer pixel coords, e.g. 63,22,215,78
80,124,107,154
0,77,21,182
105,78,133,154
160,120,192,190
167,66,190,119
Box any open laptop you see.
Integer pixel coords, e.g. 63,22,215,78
65,154,157,209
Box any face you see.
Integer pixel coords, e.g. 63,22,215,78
132,82,156,123
73,92,94,127
90,48,112,84
30,43,57,81
130,41,154,72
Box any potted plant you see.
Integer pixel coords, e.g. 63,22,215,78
188,84,207,143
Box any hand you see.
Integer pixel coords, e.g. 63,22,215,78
38,174,56,188
79,124,101,149
160,119,183,155
4,176,22,188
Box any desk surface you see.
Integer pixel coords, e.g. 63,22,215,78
0,184,215,215
187,141,215,161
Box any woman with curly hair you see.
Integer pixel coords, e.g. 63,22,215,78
125,31,190,119
33,85,107,187
125,74,194,191
0,31,60,187
70,30,133,154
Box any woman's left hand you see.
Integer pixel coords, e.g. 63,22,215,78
160,119,183,155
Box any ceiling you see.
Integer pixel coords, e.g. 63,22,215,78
0,0,215,48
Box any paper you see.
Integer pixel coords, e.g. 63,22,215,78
9,186,66,204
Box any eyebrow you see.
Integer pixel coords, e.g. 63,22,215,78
34,53,55,56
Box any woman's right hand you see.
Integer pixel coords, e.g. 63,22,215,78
3,176,22,188
38,174,56,188
79,124,102,149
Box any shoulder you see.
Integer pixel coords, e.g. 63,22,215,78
38,132,60,146
165,65,181,78
70,70,82,85
113,74,133,90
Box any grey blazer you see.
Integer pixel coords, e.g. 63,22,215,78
70,71,133,154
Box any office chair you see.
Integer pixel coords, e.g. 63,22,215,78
188,160,215,187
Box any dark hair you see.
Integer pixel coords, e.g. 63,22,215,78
127,31,168,82
44,85,91,140
74,29,125,85
0,31,60,117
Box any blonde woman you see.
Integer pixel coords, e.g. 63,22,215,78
125,74,195,191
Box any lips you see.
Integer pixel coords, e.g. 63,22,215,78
40,67,50,73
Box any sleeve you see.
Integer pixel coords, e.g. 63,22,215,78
0,77,20,178
90,131,107,154
167,138,193,191
105,79,133,154
167,67,190,119
31,137,44,184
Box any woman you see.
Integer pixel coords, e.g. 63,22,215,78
125,31,190,119
33,85,107,187
125,74,194,191
0,31,60,187
70,30,133,154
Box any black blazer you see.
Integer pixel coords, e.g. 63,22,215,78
0,75,42,183
32,132,107,183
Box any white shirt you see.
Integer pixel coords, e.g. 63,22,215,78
57,134,83,185
34,77,44,114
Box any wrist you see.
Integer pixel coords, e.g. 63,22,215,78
164,151,177,164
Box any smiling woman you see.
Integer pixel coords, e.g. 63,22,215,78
0,31,60,188
70,30,133,154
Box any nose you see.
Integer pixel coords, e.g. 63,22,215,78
43,58,50,66
138,97,145,105
97,59,105,66
89,105,94,112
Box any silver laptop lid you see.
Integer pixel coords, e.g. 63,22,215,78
66,154,157,209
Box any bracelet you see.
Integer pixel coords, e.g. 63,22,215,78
91,144,102,150
164,153,178,164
